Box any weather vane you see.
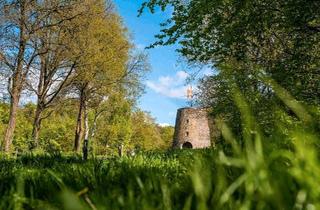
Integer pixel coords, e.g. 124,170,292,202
187,85,193,107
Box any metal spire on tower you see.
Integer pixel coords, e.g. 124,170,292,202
187,85,193,107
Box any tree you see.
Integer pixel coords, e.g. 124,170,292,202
131,110,162,150
92,93,133,156
131,110,173,151
71,0,130,154
141,0,320,104
158,125,174,149
140,0,320,147
26,1,89,148
0,0,86,153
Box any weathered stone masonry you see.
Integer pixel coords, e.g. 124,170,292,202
173,107,213,149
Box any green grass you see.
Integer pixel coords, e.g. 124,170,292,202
0,140,319,210
0,151,195,210
0,83,319,210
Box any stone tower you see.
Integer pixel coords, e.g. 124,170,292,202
173,107,212,149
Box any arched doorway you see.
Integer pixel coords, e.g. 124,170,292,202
182,141,193,149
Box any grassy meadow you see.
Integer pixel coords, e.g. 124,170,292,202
0,0,319,209
1,130,319,210
1,87,320,210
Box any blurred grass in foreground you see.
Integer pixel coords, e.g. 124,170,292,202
0,80,319,210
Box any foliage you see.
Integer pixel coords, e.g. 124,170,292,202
0,75,319,210
0,1,319,209
0,0,152,154
0,113,318,210
141,0,320,106
158,125,175,149
0,98,172,155
92,97,174,155
131,110,165,150
94,93,133,155
140,0,319,150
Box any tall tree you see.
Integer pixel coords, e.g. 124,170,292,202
0,0,34,152
85,50,150,156
71,0,130,153
0,0,85,152
26,0,99,149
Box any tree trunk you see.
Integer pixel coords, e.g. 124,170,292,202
3,91,20,153
2,2,26,153
74,87,85,152
90,112,99,139
31,104,43,149
82,100,89,160
31,55,45,150
118,144,124,157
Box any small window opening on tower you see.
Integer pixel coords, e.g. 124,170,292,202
186,119,189,123
186,132,189,137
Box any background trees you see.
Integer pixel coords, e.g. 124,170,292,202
141,0,320,97
0,99,174,155
71,0,130,153
0,1,319,209
0,0,174,155
0,0,91,152
141,0,320,144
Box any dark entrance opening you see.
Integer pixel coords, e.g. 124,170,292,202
182,141,193,149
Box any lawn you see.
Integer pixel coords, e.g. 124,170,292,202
1,144,319,210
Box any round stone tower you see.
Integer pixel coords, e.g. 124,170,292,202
173,107,212,149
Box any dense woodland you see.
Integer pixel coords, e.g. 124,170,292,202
0,0,173,156
0,0,320,209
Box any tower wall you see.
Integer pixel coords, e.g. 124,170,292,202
173,107,212,149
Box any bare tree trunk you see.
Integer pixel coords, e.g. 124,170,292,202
90,115,98,139
3,91,20,153
82,100,89,160
118,144,124,157
74,87,85,152
31,104,42,149
2,1,26,153
30,55,45,150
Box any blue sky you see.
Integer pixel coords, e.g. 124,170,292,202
114,0,211,126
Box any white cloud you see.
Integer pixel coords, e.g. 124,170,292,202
146,71,189,99
158,123,172,127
